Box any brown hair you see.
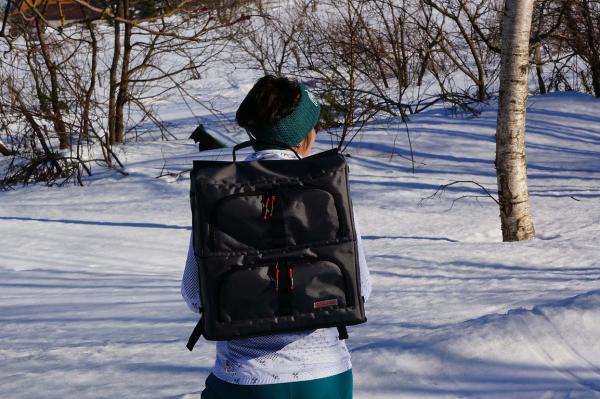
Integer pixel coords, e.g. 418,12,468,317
236,75,302,129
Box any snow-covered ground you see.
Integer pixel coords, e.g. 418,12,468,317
1,70,599,398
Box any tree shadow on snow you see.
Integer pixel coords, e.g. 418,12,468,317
0,216,191,230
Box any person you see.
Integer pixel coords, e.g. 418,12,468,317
181,75,372,399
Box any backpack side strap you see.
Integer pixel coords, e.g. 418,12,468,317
186,318,204,351
337,326,349,340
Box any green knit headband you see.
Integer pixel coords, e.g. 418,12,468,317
247,84,321,148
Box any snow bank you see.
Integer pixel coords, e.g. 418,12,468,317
354,290,600,398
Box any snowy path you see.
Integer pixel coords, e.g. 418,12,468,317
1,92,599,398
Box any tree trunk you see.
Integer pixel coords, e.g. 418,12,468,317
534,44,547,94
591,63,600,99
108,1,122,145
495,0,536,242
35,19,69,149
115,0,132,144
82,11,98,141
339,1,356,151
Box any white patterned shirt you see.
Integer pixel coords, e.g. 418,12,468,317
181,149,372,385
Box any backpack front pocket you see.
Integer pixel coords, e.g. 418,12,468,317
282,189,341,246
289,260,348,313
211,193,268,252
210,188,343,252
217,259,349,323
218,264,278,322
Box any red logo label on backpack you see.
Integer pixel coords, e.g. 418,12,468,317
314,299,338,309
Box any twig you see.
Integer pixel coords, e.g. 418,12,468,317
156,168,191,180
402,118,415,175
419,180,500,208
390,117,416,173
450,195,494,209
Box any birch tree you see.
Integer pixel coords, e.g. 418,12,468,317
495,0,536,241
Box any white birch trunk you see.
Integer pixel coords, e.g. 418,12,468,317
495,0,536,241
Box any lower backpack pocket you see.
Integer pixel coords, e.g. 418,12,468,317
217,259,349,324
290,260,348,314
218,265,278,322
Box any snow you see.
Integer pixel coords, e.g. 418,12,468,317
354,290,600,398
1,66,599,399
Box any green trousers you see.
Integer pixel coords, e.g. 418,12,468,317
201,369,353,399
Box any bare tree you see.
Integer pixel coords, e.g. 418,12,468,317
0,0,253,187
422,0,502,102
495,0,536,241
563,0,600,97
233,1,309,75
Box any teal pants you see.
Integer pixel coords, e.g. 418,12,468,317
201,369,353,399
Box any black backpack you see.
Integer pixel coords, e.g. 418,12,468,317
186,141,366,351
